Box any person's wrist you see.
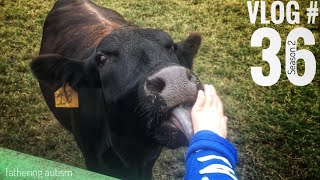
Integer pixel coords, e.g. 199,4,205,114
197,127,226,139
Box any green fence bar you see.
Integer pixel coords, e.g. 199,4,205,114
0,147,119,180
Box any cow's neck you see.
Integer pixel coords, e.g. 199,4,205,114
93,93,162,179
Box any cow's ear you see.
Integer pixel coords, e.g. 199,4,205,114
175,33,201,69
30,54,86,88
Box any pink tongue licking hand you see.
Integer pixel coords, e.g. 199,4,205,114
171,106,193,141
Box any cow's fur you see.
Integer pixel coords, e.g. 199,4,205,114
31,0,201,179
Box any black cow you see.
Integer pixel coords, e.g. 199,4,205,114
31,0,202,179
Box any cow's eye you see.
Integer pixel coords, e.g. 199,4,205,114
165,44,177,51
96,52,109,68
96,53,106,63
172,44,177,51
99,55,106,62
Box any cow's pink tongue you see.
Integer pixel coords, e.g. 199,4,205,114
171,106,194,141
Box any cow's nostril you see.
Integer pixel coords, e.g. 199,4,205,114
186,71,192,81
146,78,165,94
186,70,197,83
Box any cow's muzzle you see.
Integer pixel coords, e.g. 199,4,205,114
144,65,201,141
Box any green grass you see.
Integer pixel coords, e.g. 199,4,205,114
1,0,319,179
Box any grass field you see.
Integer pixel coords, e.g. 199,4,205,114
0,0,319,179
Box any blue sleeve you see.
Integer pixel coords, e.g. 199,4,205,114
184,130,238,180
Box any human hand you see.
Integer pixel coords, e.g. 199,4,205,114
191,84,228,138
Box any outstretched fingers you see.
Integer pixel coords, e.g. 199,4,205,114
193,89,206,111
204,84,215,110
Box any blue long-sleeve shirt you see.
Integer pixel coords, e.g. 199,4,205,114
185,130,238,180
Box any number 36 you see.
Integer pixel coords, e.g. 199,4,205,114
251,27,316,86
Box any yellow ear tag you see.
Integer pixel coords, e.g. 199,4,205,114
54,84,79,108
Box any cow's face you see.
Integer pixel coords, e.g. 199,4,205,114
94,29,202,148
31,28,202,149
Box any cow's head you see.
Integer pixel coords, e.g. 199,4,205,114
31,28,202,148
